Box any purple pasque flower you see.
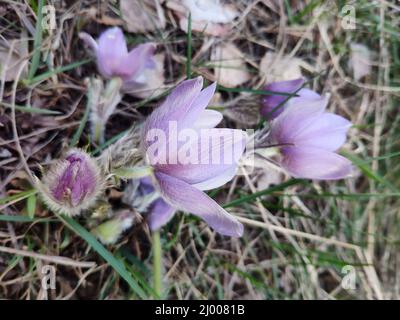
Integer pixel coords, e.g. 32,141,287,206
261,78,321,120
269,94,353,180
140,76,247,237
79,27,156,91
36,149,103,216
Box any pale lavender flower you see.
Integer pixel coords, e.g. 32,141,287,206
79,27,156,92
269,95,353,180
261,78,320,120
36,149,103,216
140,76,247,237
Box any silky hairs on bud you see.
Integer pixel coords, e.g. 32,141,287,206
35,149,104,216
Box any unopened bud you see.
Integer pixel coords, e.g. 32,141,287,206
36,149,104,216
91,210,136,244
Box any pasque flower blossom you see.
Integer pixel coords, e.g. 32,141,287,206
36,149,103,216
261,78,321,120
79,27,156,92
139,76,247,237
268,94,353,180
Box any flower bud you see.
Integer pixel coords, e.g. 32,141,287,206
91,210,136,244
36,149,104,216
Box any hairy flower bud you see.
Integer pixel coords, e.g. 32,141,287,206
36,149,104,216
91,210,136,245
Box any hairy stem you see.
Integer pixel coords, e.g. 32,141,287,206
152,230,162,298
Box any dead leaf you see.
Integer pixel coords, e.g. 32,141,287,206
182,0,237,23
0,37,28,82
179,16,232,36
256,170,283,191
120,0,166,33
167,0,238,36
259,52,303,82
211,43,250,88
223,101,261,126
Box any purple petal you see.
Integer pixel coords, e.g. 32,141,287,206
261,78,304,120
270,95,329,144
193,109,223,129
192,165,238,191
293,113,352,151
180,82,217,128
281,146,353,180
118,43,156,81
97,27,128,78
79,32,98,53
157,128,247,187
147,198,176,230
292,88,321,102
154,172,243,237
51,150,98,206
142,77,204,143
143,77,207,165
139,176,155,195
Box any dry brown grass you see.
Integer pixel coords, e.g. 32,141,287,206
0,0,399,300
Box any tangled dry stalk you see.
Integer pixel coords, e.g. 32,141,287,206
0,0,399,300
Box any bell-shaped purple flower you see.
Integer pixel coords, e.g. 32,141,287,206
140,76,247,237
36,149,103,216
269,94,353,180
79,27,156,92
261,78,321,120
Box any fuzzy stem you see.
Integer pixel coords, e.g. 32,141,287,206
93,122,104,145
152,230,162,298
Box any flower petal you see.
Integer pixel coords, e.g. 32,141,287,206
147,198,176,230
79,32,98,53
291,88,321,102
154,172,243,237
157,128,247,187
281,146,353,180
97,27,128,78
192,164,238,191
182,82,217,128
270,95,329,144
143,77,203,139
261,78,304,119
294,113,352,151
193,109,223,129
142,77,211,163
119,43,156,81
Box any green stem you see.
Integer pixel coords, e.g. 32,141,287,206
93,122,103,145
152,230,162,298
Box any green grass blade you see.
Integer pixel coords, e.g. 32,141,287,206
343,151,399,192
58,215,149,299
0,215,53,223
1,102,61,115
91,130,129,155
223,179,305,208
26,59,91,85
69,97,90,147
27,0,44,80
0,215,36,222
217,85,297,96
186,13,192,79
0,189,37,205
